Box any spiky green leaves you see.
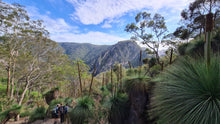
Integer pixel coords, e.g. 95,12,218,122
152,56,220,124
69,96,94,124
109,93,129,123
124,76,150,95
29,107,46,122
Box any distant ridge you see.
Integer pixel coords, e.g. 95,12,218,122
59,40,148,75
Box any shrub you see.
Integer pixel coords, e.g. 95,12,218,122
124,76,150,95
29,106,46,122
20,110,31,118
149,65,161,77
108,93,129,123
148,57,157,68
48,98,64,111
69,96,94,124
0,104,22,123
152,56,220,124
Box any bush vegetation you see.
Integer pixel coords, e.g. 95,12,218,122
29,107,47,122
152,56,220,124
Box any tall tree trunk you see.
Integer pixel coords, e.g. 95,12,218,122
120,64,122,90
16,80,30,121
10,59,16,100
102,73,104,88
161,62,164,71
89,64,96,95
18,81,30,105
205,13,213,67
128,61,132,69
6,57,11,96
115,69,119,95
111,67,113,95
105,73,108,86
139,50,142,67
169,48,173,65
77,61,82,95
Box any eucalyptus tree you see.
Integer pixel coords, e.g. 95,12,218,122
0,1,69,105
125,12,168,70
0,2,30,97
162,33,181,64
175,0,220,39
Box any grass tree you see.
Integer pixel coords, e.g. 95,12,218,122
108,93,130,124
69,96,95,124
152,56,220,124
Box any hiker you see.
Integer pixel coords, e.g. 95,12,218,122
58,103,65,123
53,104,60,124
64,103,69,124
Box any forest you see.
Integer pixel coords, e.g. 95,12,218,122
0,0,220,124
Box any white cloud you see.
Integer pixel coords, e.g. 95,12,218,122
26,6,78,34
66,0,192,25
25,6,126,44
101,22,112,28
51,31,126,45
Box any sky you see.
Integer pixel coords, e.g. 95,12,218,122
2,0,193,45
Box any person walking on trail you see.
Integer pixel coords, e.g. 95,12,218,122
58,103,65,123
54,104,60,124
64,103,69,124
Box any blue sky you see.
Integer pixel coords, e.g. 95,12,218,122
3,0,193,45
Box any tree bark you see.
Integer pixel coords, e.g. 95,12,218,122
205,13,213,67
6,57,11,96
120,64,122,90
111,67,113,95
169,48,173,65
18,81,30,106
10,59,16,100
102,73,104,88
128,61,132,69
139,50,142,67
89,64,96,95
77,61,82,95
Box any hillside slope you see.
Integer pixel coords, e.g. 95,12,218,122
59,42,110,67
59,40,147,74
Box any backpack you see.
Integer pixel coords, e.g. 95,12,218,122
64,106,68,114
52,108,56,114
52,108,57,118
59,106,64,114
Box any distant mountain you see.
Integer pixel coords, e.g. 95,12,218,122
59,40,147,75
59,42,110,67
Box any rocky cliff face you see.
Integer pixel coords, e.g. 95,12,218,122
92,40,147,74
59,40,147,75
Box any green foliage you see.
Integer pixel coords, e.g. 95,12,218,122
148,57,157,68
64,97,73,106
124,76,150,95
29,107,46,122
125,12,167,67
59,42,110,65
20,110,31,117
178,42,189,55
0,84,7,95
100,87,111,104
178,32,220,56
108,93,130,123
126,68,142,77
48,98,64,111
152,56,220,124
69,96,95,124
0,104,22,122
149,64,161,77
